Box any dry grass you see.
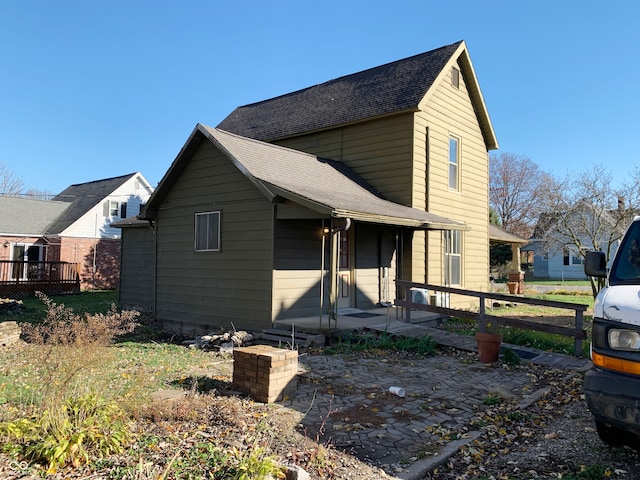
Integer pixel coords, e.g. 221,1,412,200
0,294,290,479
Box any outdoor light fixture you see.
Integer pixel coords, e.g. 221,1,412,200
2,241,8,248
322,226,330,235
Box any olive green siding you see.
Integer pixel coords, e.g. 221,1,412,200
154,142,274,333
272,218,328,320
118,225,154,312
275,114,415,207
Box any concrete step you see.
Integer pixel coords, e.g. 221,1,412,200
257,328,326,348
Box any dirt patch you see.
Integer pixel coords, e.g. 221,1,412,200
509,313,581,328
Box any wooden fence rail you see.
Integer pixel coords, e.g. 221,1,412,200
395,280,589,357
0,261,80,298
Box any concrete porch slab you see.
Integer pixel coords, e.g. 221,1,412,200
272,306,442,337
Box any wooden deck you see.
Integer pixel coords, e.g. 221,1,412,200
0,261,80,298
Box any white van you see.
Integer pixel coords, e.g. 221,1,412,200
584,216,640,445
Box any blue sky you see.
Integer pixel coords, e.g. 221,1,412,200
1,1,638,194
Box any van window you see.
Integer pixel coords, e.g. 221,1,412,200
609,221,640,285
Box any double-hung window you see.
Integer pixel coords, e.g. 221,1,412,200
103,200,127,218
444,230,462,286
449,136,459,191
195,211,220,252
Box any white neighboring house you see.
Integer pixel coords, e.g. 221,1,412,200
525,206,628,280
0,172,153,290
526,242,587,280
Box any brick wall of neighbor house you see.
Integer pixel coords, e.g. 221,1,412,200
59,237,121,290
0,237,43,260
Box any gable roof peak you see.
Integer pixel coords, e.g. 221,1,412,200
47,172,147,234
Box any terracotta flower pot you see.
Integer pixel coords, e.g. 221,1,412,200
476,332,503,363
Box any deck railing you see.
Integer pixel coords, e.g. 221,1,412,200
0,261,80,297
395,280,589,357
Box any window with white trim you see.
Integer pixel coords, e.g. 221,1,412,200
195,211,220,252
449,136,459,191
103,200,127,218
444,230,462,286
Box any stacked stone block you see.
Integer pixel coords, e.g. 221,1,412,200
0,321,21,347
232,345,298,403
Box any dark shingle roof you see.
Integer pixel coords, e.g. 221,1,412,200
217,42,463,141
47,173,138,234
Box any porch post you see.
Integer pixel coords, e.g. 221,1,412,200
508,243,524,294
328,227,339,326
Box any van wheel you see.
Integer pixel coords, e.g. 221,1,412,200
595,421,626,446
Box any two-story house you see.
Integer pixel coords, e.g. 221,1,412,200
121,41,498,333
0,172,153,291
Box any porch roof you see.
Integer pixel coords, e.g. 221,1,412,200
142,125,468,231
489,224,529,244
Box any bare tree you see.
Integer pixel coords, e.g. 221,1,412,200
0,162,25,196
489,153,554,239
22,187,55,200
540,164,640,296
0,163,53,199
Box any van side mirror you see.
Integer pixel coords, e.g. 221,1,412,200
585,251,607,278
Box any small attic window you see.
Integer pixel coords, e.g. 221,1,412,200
451,67,460,89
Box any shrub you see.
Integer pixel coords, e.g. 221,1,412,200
1,394,130,474
21,292,139,347
0,293,140,473
325,330,436,356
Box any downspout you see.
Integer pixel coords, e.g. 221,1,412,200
92,214,98,291
149,219,157,318
425,126,430,287
319,219,327,328
395,228,404,319
328,217,351,327
441,230,446,287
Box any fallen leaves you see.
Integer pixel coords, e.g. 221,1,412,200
421,369,640,479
